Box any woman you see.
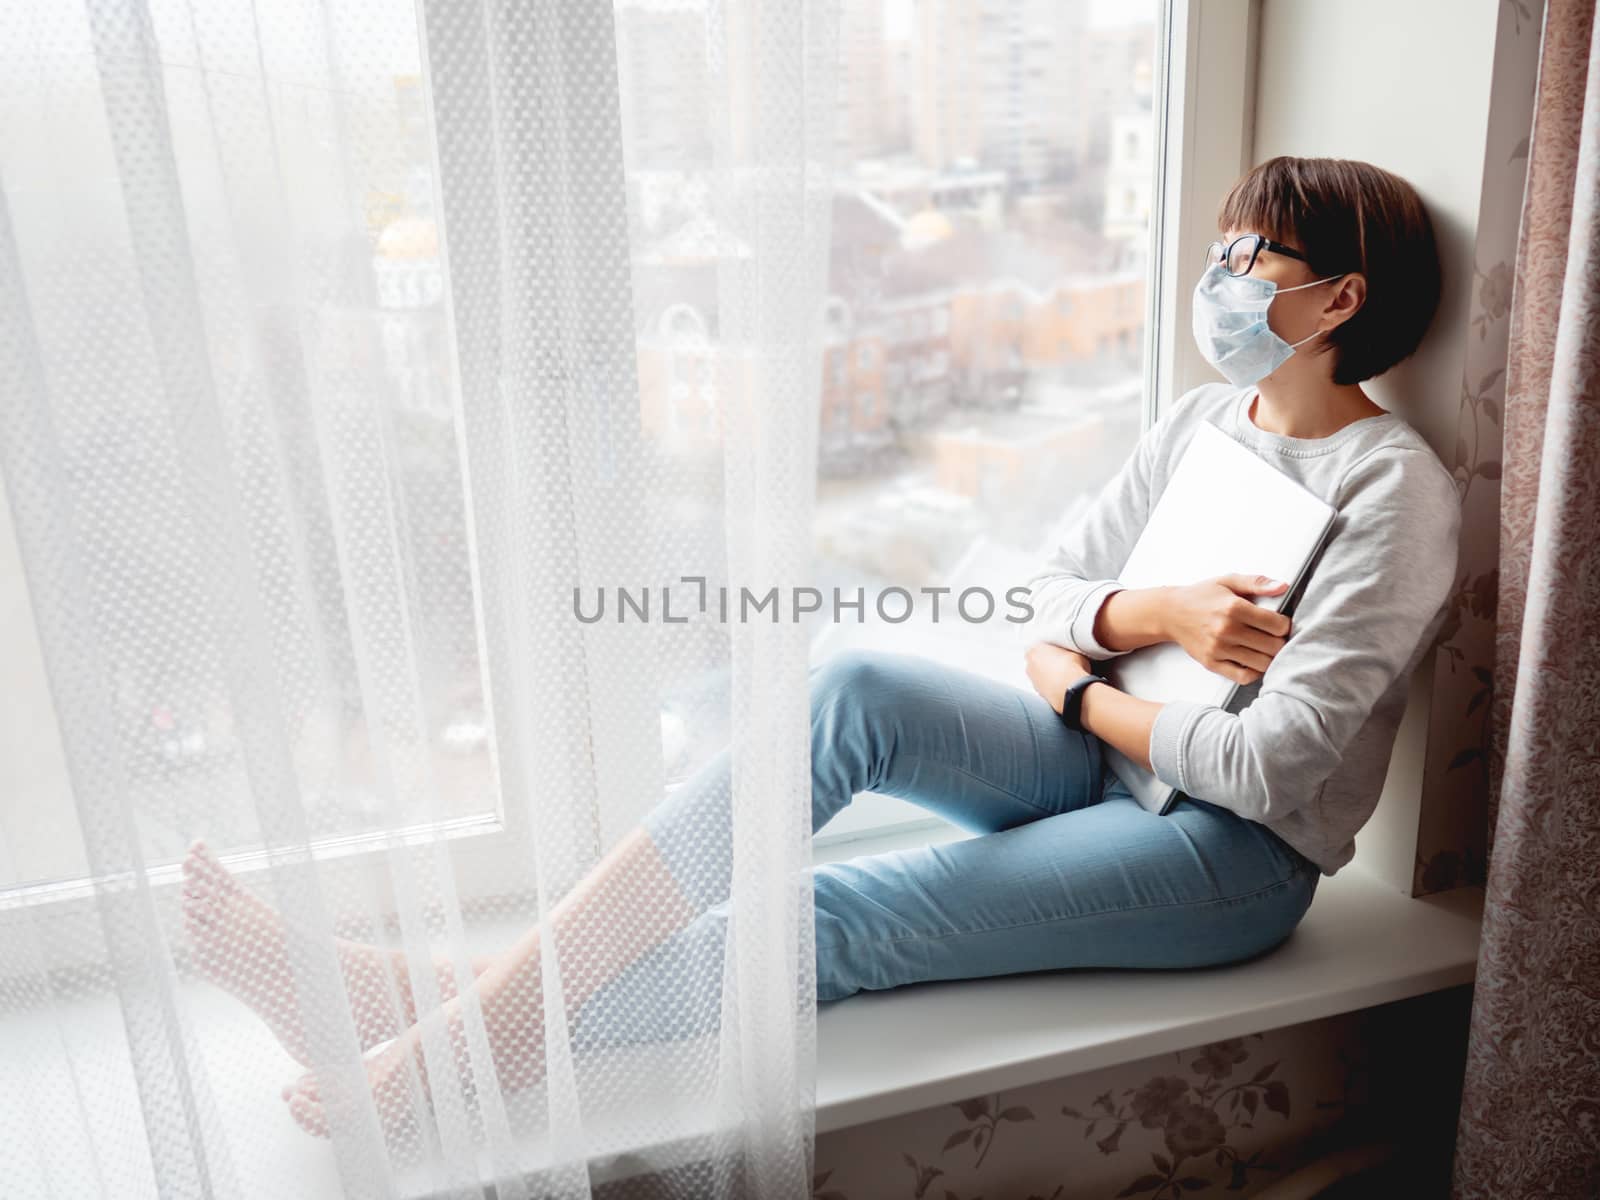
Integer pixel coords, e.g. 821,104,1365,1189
185,155,1461,1136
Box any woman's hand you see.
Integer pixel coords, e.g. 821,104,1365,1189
1024,642,1093,714
1163,573,1293,686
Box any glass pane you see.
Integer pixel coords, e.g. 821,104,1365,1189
0,9,492,890
807,0,1162,832
812,0,1159,646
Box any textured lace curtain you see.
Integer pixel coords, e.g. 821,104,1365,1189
0,0,835,1195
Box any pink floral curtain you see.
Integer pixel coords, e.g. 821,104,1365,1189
1453,1,1600,1196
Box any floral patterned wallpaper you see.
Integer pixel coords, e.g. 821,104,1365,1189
1412,0,1544,896
811,987,1473,1199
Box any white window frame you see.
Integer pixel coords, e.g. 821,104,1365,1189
813,0,1260,855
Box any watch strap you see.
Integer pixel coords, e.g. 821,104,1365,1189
1060,673,1109,732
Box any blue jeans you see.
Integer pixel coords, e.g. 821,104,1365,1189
601,649,1318,1026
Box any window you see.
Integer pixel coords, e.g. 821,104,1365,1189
811,0,1253,849
0,0,1260,902
0,0,657,946
0,89,500,910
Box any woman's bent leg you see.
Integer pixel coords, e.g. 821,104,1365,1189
812,783,1321,1003
579,648,1109,1043
640,647,1108,913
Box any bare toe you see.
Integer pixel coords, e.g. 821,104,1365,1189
182,840,232,892
283,1069,323,1132
283,1069,316,1102
182,851,310,1065
286,1086,328,1137
181,877,218,928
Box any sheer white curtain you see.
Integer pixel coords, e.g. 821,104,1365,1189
0,0,836,1195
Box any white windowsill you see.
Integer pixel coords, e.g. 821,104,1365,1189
3,822,1481,1197
810,823,1484,1134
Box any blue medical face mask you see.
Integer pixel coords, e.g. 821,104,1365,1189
1191,262,1343,387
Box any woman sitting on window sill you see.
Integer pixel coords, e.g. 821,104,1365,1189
187,155,1460,1139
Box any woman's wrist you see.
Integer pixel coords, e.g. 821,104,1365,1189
1093,586,1175,653
1148,585,1176,642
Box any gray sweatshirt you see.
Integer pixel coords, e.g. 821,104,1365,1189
1021,381,1461,875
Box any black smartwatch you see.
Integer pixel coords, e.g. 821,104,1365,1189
1059,674,1109,732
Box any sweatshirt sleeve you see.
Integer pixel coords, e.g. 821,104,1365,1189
1146,448,1463,823
1014,416,1160,659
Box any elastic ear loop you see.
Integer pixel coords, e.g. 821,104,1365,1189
1278,274,1344,349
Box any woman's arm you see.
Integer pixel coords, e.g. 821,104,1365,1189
1019,388,1241,659
1145,453,1462,822
1016,418,1165,658
1024,642,1160,771
1090,586,1175,655
1027,451,1462,820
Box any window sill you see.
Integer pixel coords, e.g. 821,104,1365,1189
4,829,1481,1197
383,826,1488,1187
812,826,1484,1134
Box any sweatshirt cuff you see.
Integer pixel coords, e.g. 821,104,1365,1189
1069,581,1128,660
1148,698,1208,795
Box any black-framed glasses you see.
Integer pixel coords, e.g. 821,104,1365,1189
1204,233,1310,277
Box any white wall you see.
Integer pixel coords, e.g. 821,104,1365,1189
1249,0,1501,891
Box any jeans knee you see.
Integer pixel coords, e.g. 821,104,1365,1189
811,865,904,1001
809,648,912,721
808,650,899,783
810,647,888,703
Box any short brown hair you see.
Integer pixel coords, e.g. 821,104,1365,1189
1217,156,1441,385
